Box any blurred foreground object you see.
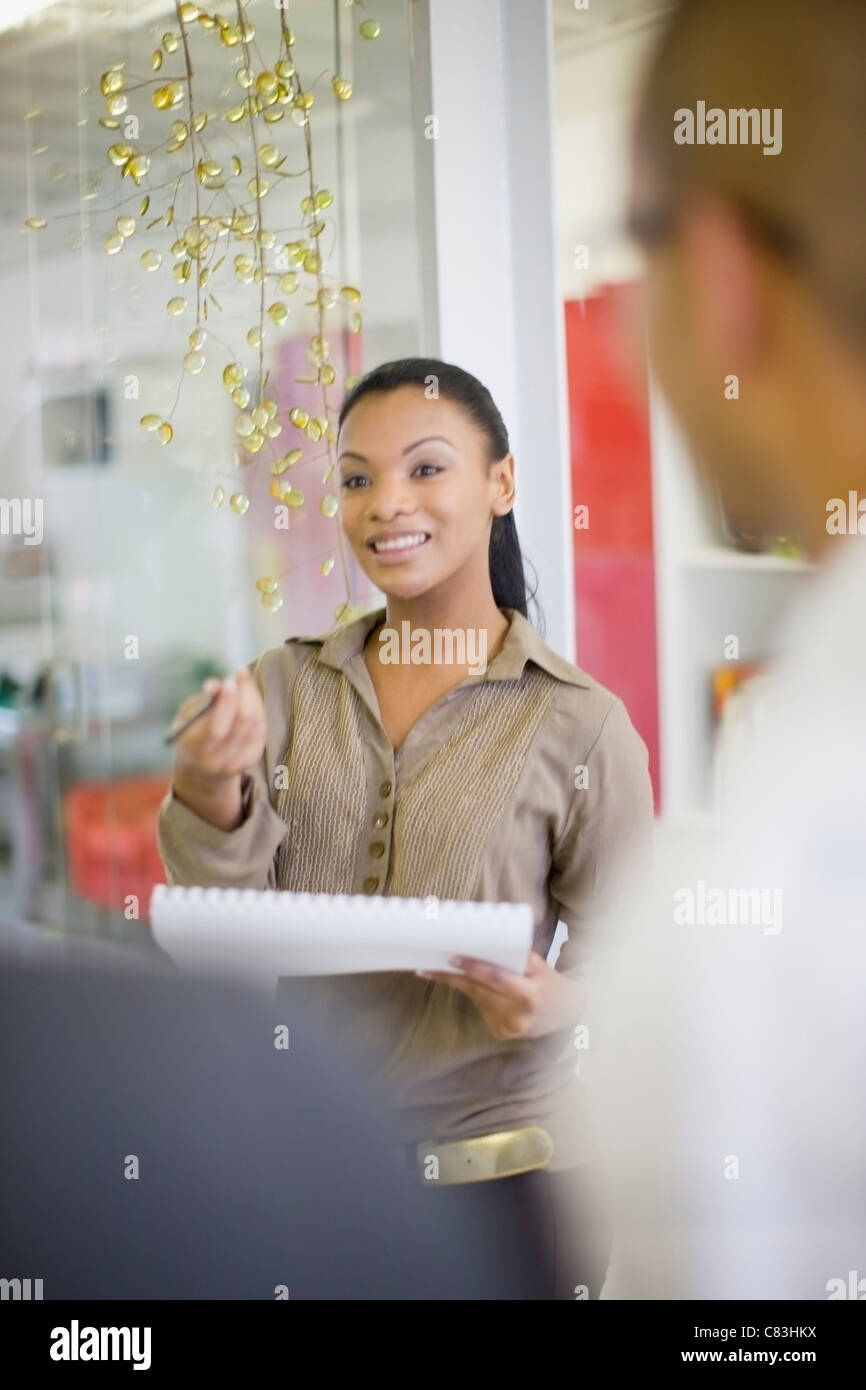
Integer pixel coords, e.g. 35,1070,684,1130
591,0,866,1298
591,544,866,1297
0,951,545,1299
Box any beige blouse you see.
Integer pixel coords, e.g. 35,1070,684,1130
156,605,654,1171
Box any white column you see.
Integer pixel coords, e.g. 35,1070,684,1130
414,0,574,656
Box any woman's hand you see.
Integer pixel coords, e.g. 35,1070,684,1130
170,667,267,831
417,951,585,1041
173,667,266,784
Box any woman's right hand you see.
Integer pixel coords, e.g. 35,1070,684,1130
172,666,267,783
169,667,267,831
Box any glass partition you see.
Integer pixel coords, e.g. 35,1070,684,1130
0,0,426,942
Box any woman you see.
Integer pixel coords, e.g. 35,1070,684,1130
157,357,653,1299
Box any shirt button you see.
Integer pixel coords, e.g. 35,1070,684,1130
363,875,379,893
369,841,385,859
379,780,392,798
372,810,389,829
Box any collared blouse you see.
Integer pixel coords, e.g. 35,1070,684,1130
156,605,654,1171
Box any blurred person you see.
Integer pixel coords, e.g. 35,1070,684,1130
157,358,654,1300
586,0,866,1298
0,946,553,1300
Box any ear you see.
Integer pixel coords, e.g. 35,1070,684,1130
490,452,516,516
679,195,764,374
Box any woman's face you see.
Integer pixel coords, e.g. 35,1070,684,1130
337,385,514,602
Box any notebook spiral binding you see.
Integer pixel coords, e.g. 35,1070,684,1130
151,884,530,917
148,885,534,978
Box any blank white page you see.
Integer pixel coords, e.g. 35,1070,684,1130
150,886,533,982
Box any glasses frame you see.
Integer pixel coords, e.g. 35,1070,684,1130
627,194,808,267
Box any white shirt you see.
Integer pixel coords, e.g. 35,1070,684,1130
589,537,866,1299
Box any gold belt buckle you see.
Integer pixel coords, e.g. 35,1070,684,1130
414,1124,554,1185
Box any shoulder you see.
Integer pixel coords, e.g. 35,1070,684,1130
250,606,386,695
505,611,642,759
246,604,379,698
527,651,653,829
245,634,322,704
546,669,647,768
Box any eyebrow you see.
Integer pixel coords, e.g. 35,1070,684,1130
338,435,456,464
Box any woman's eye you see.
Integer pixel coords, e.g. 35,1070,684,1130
413,462,441,477
340,475,368,489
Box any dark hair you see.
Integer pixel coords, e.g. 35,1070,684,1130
337,357,540,624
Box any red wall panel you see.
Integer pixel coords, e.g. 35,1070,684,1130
564,288,660,809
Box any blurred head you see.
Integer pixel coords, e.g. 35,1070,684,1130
337,359,529,615
629,0,866,551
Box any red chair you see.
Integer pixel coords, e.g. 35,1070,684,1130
64,774,170,919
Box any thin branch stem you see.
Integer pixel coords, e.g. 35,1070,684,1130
176,2,202,327
236,0,266,406
279,11,352,603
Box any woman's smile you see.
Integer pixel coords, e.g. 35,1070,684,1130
366,530,431,562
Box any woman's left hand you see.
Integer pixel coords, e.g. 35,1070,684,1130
416,951,584,1041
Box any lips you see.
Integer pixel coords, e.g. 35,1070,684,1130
367,531,430,556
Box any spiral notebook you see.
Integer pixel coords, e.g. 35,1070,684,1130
149,885,533,983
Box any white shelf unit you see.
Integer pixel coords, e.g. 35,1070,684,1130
649,382,814,818
677,546,815,574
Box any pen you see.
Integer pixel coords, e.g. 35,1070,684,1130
163,690,219,745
